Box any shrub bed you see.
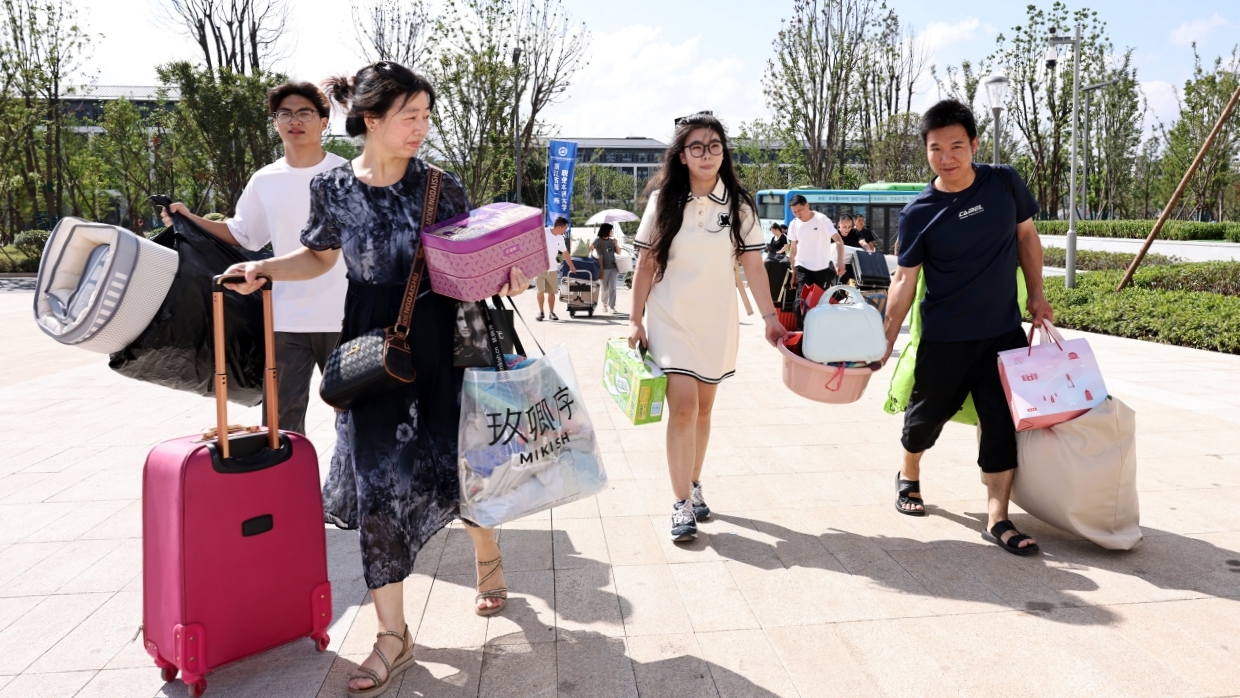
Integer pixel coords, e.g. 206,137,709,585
1041,246,1180,271
1038,219,1240,242
13,229,49,259
1042,265,1240,354
1128,261,1240,297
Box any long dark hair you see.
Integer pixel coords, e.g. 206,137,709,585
646,112,756,281
323,61,436,138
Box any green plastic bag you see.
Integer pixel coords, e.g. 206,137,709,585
884,270,1028,426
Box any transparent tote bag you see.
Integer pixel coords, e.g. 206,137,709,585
457,306,607,527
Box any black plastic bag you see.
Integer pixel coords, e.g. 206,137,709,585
108,212,272,406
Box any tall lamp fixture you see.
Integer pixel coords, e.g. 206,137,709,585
1048,25,1082,288
512,46,523,204
983,74,1010,166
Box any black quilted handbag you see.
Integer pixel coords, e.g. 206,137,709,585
319,166,443,410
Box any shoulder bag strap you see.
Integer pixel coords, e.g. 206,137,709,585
394,165,444,338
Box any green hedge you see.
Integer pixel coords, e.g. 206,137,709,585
1041,246,1180,271
0,255,39,272
13,229,49,259
1038,219,1240,242
1043,264,1240,354
1127,261,1240,297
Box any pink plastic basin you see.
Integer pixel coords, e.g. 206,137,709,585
778,339,874,404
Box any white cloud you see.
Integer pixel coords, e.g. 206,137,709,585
921,17,982,53
1170,13,1233,46
540,24,765,141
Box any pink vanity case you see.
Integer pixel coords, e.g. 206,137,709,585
421,203,547,302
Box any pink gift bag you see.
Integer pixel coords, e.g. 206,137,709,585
421,203,547,302
997,320,1108,431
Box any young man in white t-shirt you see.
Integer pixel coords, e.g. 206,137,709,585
535,216,576,321
786,194,845,322
161,82,348,434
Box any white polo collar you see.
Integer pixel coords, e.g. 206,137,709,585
684,177,729,205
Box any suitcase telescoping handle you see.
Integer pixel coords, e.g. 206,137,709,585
211,274,279,459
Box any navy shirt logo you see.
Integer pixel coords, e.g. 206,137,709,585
959,205,985,219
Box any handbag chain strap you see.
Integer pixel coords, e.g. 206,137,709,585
393,165,443,338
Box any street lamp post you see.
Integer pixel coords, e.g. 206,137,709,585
983,74,1011,166
1082,78,1120,220
1049,25,1082,288
512,47,523,204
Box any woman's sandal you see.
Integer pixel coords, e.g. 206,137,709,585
475,556,508,617
895,472,927,517
982,520,1041,556
347,625,414,698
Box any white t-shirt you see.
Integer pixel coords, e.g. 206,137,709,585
227,153,349,333
544,227,568,271
787,211,839,272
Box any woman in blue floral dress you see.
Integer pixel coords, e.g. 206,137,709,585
224,62,528,697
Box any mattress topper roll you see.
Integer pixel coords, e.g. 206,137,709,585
108,212,272,406
33,218,178,354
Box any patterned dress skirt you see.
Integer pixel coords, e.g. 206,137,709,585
322,281,463,589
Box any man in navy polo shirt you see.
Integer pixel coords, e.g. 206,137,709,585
881,99,1053,556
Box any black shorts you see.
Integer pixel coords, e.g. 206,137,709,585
901,328,1028,473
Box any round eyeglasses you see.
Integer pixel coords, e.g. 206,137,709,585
685,141,723,158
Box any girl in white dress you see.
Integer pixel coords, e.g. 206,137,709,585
629,112,787,541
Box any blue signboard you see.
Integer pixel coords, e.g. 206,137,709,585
545,140,577,229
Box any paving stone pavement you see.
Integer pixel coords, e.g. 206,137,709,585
2,283,1240,698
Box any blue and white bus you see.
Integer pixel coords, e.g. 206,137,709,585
755,183,923,254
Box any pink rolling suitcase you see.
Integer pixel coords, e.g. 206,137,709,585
142,274,331,698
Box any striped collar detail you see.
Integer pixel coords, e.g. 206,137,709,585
684,177,729,205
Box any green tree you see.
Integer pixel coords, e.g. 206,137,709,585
763,0,877,188
0,0,91,229
157,62,285,214
426,0,519,205
571,158,641,223
987,2,1109,217
1157,45,1240,221
734,119,805,192
1083,52,1143,219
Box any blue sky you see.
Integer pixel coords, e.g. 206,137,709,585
83,1,1237,141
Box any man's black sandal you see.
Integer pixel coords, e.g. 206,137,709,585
983,520,1040,556
895,473,926,517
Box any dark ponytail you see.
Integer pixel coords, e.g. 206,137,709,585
323,61,436,138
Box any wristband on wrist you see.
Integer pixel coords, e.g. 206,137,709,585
762,311,777,320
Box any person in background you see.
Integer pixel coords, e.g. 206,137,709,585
160,81,348,435
882,98,1050,556
535,216,576,321
765,222,789,261
593,223,621,313
786,194,845,320
838,213,875,253
629,112,786,542
764,222,791,307
853,213,877,253
835,214,862,285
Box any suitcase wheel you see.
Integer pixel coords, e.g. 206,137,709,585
569,311,576,318
160,666,178,683
188,679,207,697
587,309,594,317
314,633,330,652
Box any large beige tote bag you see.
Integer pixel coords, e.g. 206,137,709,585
1011,397,1141,550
